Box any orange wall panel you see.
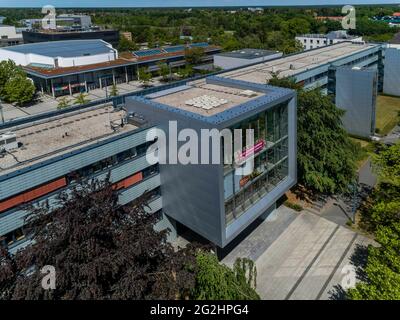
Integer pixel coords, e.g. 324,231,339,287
0,177,67,213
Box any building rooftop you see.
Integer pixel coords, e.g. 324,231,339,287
150,79,265,116
215,48,280,60
0,106,136,175
221,42,378,84
1,39,114,58
128,76,294,125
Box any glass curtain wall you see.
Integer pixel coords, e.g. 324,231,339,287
224,102,289,225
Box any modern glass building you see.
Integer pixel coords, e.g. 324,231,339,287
125,76,297,248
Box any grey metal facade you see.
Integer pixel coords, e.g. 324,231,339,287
125,76,297,248
0,125,165,252
335,67,378,138
383,47,400,96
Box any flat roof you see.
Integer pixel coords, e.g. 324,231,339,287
1,39,113,58
151,79,265,116
0,106,137,175
129,76,294,125
216,48,280,60
221,42,379,84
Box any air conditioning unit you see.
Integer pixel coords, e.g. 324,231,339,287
0,132,18,151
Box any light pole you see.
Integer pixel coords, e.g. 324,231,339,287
0,98,4,124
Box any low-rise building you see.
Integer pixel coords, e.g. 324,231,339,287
213,49,283,70
0,105,164,252
296,30,363,51
0,25,23,47
0,40,221,97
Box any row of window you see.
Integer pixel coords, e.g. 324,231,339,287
225,159,289,225
1,183,162,250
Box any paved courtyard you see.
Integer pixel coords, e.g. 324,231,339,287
222,207,375,300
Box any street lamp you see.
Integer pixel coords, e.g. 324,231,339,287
0,98,4,124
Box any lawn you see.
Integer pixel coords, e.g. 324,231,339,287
375,94,400,135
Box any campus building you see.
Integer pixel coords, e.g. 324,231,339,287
0,75,296,252
213,49,283,70
296,30,363,51
0,25,23,47
125,76,297,248
221,42,383,95
22,29,120,47
0,40,221,97
0,105,166,252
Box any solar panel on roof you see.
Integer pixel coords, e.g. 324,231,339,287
133,48,165,57
164,45,185,53
189,42,209,48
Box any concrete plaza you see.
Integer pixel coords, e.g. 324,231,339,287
222,206,374,300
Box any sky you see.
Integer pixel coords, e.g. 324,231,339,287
0,0,398,8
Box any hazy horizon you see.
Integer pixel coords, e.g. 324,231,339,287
0,0,398,8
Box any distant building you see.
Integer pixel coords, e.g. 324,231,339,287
314,16,343,22
22,14,92,30
383,45,400,97
213,49,282,70
335,66,378,138
0,25,23,47
0,16,6,24
121,32,132,42
22,29,120,47
0,40,221,97
247,7,264,13
296,30,363,51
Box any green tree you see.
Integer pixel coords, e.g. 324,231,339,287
57,97,70,109
4,75,35,106
158,62,170,82
193,252,260,300
347,223,400,300
0,60,25,97
361,142,400,231
118,35,138,52
269,75,359,194
110,84,118,97
74,93,90,105
138,67,152,87
184,47,205,65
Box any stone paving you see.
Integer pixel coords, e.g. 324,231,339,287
222,207,375,300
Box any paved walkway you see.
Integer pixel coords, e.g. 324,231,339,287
222,207,374,300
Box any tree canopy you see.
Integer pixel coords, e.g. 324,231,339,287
0,179,260,300
269,75,360,194
347,142,400,299
0,60,35,106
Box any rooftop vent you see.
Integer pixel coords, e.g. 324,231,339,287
185,95,228,110
0,132,18,151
